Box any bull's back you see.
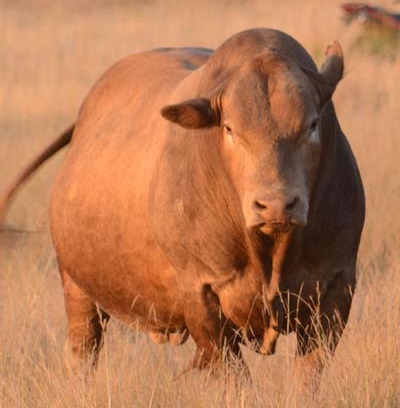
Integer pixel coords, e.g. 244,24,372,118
50,49,210,327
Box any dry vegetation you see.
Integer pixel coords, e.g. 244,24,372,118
1,0,399,406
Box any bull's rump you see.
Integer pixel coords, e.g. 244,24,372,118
50,49,210,328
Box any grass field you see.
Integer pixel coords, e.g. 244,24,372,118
1,1,399,406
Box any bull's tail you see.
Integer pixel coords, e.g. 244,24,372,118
0,124,74,223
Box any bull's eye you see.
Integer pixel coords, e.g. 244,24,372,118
223,124,235,143
310,119,319,133
308,119,320,143
224,124,232,134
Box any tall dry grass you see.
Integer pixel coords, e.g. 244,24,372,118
1,1,399,407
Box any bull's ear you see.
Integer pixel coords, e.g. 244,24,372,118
320,41,344,89
317,41,344,106
160,98,218,129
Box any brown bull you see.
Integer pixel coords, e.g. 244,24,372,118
1,28,364,377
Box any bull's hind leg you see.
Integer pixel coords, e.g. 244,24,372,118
60,269,110,371
184,284,246,374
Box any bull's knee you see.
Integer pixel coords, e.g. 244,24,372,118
69,317,106,358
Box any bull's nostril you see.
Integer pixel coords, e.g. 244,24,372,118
254,200,267,211
286,197,299,211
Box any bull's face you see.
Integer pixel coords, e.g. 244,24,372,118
219,58,321,235
161,43,344,237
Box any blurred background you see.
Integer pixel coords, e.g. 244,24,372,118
1,1,399,406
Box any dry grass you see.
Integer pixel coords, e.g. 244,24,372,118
1,1,399,406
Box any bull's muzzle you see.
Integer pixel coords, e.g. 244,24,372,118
251,196,307,234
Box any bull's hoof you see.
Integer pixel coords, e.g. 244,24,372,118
257,340,277,355
256,327,279,355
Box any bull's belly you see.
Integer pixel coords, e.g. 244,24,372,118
76,264,186,330
51,170,186,331
59,235,186,330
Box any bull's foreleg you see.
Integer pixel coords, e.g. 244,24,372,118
183,284,247,374
212,271,279,355
294,270,354,392
60,269,110,372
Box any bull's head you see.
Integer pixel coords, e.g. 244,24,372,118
161,42,344,238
